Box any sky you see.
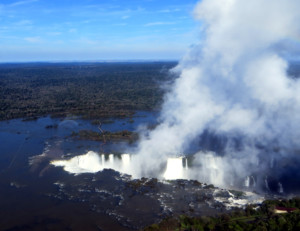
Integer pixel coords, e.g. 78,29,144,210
0,0,200,62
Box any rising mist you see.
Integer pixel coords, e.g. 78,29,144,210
130,0,300,194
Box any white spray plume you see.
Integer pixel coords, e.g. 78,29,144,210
131,0,300,189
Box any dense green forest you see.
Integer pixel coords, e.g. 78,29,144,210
0,62,176,120
1,61,299,121
144,198,300,231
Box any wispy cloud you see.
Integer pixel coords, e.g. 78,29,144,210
81,38,99,45
144,21,175,27
158,8,181,13
84,4,121,10
24,36,41,43
47,32,62,36
14,20,32,26
114,23,127,26
9,0,39,7
0,35,19,40
0,0,198,62
0,26,9,31
82,20,91,24
68,28,77,33
73,5,144,19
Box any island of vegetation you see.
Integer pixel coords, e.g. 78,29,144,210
71,129,138,142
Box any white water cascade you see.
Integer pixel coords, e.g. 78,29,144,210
278,182,284,194
52,151,133,175
51,151,190,180
245,176,256,188
265,176,270,191
251,176,256,187
163,157,188,180
244,176,250,187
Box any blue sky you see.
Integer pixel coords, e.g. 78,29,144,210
0,0,200,62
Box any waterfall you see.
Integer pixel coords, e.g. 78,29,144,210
163,158,184,180
109,154,114,165
121,154,130,173
270,156,274,168
278,182,284,194
244,176,250,187
101,154,105,167
251,176,256,187
265,176,270,191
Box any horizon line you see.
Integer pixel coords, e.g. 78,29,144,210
0,59,179,64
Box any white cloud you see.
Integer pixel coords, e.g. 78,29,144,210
144,21,175,27
14,20,32,26
24,36,41,43
47,32,62,36
9,0,38,7
113,23,127,26
68,28,77,33
158,8,181,13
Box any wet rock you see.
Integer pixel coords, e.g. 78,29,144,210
47,171,262,229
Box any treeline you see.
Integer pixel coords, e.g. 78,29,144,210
145,198,300,231
0,62,177,120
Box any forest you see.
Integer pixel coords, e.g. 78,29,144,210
0,62,176,120
145,198,300,231
1,61,299,121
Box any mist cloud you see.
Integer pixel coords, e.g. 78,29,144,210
132,0,300,193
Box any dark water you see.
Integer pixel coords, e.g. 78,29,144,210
0,112,281,230
0,112,160,231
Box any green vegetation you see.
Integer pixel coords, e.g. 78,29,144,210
144,198,300,231
229,190,246,198
0,62,176,120
71,129,138,142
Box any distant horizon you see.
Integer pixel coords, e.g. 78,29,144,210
0,59,179,64
1,57,300,65
0,0,199,62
